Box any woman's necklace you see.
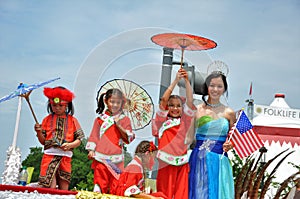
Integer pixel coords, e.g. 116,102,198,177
206,101,222,108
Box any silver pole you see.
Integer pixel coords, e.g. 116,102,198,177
246,98,254,121
12,96,22,148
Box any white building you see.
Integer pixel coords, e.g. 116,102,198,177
252,93,300,196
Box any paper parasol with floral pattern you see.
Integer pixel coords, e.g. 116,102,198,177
97,79,154,131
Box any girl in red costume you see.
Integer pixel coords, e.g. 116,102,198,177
34,86,85,190
152,68,195,199
111,140,166,199
86,88,135,194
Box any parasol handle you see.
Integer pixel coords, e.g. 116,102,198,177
180,48,185,68
22,92,39,124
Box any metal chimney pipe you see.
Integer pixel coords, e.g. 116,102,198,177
158,47,174,102
246,98,254,121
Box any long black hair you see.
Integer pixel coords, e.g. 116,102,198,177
96,88,125,114
201,72,228,105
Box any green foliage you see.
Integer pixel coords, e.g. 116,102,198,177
123,144,133,167
230,149,247,181
70,138,93,191
289,161,300,170
74,171,94,191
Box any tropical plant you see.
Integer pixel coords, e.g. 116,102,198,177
231,147,299,199
273,171,300,199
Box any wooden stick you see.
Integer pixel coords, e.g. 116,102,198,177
21,91,39,124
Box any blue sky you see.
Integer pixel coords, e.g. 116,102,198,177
0,0,299,179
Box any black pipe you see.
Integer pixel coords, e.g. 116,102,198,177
158,48,174,102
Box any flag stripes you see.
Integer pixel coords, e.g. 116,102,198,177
229,110,264,159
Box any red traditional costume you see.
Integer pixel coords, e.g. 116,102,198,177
86,111,135,193
152,104,195,199
111,156,144,196
111,156,166,198
39,87,84,187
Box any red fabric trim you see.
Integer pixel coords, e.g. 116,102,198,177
0,184,77,195
253,126,300,146
149,141,157,152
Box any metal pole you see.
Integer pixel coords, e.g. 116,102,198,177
259,146,268,189
12,96,22,148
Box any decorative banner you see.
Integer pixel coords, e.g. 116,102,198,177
254,104,300,120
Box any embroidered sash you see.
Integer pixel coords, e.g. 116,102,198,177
99,114,114,138
158,118,180,138
99,113,127,138
99,114,125,135
94,151,124,164
157,150,189,166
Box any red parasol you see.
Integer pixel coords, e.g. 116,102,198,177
151,33,217,67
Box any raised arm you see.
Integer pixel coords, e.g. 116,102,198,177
184,117,196,145
159,71,180,110
181,68,194,109
159,68,186,110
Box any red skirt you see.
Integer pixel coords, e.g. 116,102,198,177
39,154,72,187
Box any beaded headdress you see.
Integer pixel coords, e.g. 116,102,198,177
207,60,229,77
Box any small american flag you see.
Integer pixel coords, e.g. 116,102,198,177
229,110,264,159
